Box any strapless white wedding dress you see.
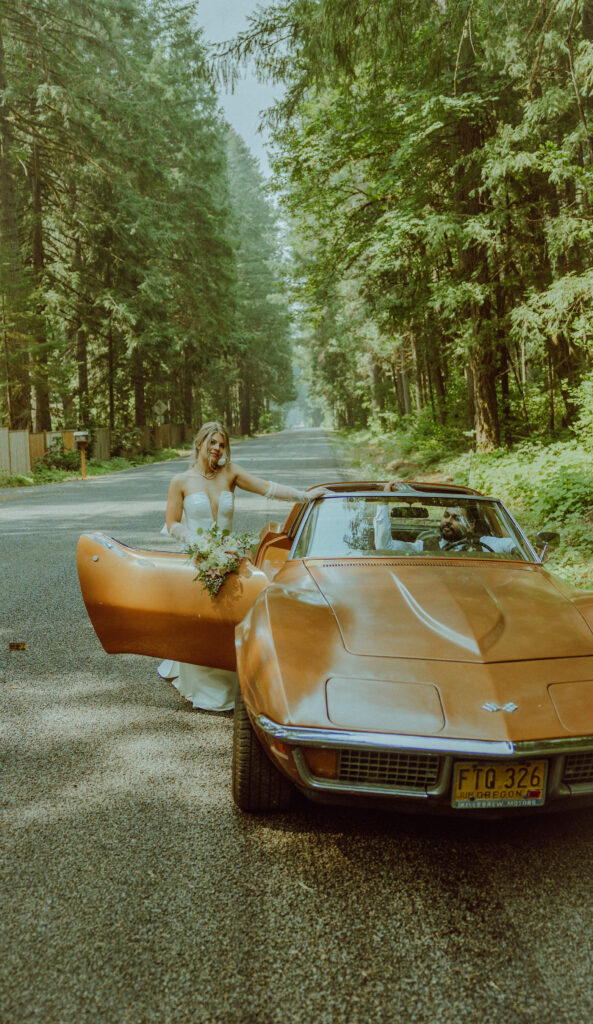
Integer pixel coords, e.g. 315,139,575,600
158,490,238,711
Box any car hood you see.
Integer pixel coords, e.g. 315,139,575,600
304,558,593,663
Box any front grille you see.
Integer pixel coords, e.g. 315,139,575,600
337,749,441,789
563,752,593,786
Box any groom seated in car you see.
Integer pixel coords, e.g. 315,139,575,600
373,481,517,555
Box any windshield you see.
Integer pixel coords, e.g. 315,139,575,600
292,495,533,561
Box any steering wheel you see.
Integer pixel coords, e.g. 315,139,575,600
441,537,495,553
415,528,439,539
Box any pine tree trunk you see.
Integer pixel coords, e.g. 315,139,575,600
105,254,115,429
401,364,412,416
455,22,500,452
182,346,192,426
0,23,30,427
31,136,51,430
73,239,89,422
62,389,76,426
391,360,404,417
466,365,475,431
469,338,499,451
224,388,232,432
548,332,577,426
411,336,423,411
77,328,88,420
239,371,251,435
499,343,511,444
368,357,383,418
132,347,146,427
429,350,447,426
425,353,436,418
108,322,115,430
547,346,555,432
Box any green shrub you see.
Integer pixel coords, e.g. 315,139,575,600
572,372,593,452
34,440,80,473
31,466,72,484
110,426,144,458
0,472,34,487
257,409,285,433
331,428,593,589
529,468,593,522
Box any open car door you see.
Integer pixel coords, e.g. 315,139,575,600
77,533,270,671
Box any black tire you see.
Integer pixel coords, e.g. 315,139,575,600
232,693,294,812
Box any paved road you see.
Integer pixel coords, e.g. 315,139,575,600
1,428,592,1024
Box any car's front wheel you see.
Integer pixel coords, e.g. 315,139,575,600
232,693,294,812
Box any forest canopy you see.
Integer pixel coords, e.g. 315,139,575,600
224,0,593,450
0,0,293,437
4,0,593,452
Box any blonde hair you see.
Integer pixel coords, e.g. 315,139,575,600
191,421,230,467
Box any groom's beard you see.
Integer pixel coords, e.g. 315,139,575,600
441,524,464,541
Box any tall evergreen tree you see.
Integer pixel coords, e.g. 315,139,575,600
222,129,294,433
224,0,593,449
0,0,237,434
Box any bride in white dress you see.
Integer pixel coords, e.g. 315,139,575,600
158,421,323,711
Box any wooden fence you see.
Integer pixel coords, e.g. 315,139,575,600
0,429,30,476
154,423,187,448
29,432,46,465
0,424,190,477
92,427,111,461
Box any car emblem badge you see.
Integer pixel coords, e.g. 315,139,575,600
482,701,518,713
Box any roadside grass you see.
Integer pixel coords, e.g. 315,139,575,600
332,428,593,589
0,447,185,489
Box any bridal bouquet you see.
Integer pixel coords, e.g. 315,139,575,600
186,524,258,599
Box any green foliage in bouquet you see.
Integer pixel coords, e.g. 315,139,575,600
186,525,259,599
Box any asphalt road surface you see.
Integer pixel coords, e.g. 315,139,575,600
2,428,593,1024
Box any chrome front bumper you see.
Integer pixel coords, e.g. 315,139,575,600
256,715,593,806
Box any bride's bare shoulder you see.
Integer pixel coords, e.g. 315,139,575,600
169,468,194,491
226,461,244,486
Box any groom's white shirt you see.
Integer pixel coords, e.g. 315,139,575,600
373,505,517,555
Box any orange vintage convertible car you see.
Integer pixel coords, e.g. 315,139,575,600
77,481,593,816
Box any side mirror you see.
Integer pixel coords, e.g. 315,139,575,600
535,531,560,562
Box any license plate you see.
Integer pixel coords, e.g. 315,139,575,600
452,760,547,809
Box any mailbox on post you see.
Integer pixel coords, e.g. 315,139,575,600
74,430,89,479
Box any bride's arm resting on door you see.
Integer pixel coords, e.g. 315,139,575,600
230,464,326,502
164,462,327,547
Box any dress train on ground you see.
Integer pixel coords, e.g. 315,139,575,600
157,659,238,711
